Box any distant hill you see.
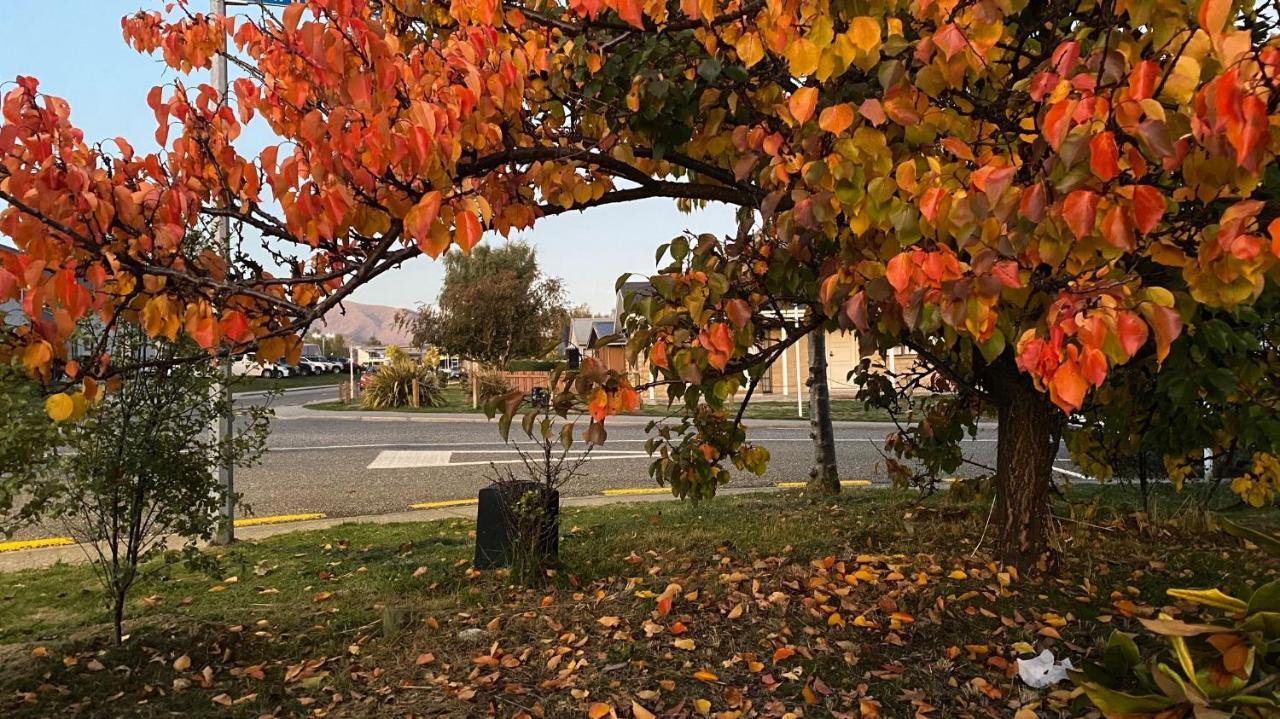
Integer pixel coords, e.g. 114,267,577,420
316,301,414,346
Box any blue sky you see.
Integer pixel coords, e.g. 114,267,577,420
0,1,735,312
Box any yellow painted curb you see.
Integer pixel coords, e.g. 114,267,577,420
234,513,326,528
602,487,672,496
777,480,872,489
0,537,75,553
410,499,478,510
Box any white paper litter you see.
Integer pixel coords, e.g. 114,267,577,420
1016,649,1074,688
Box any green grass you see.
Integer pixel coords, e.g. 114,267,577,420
1,486,1275,717
309,387,906,422
231,373,345,395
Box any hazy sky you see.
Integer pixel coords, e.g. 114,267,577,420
0,0,736,312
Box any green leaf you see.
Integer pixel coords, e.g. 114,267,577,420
978,330,1006,364
1068,672,1177,714
1137,616,1231,636
1103,631,1141,676
1247,580,1280,615
1218,516,1280,557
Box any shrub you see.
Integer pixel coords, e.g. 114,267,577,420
362,349,445,409
1071,517,1280,716
473,365,512,403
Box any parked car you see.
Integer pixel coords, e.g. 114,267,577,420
231,355,284,378
297,358,329,375
274,362,298,378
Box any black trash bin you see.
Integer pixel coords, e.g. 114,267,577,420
473,482,560,569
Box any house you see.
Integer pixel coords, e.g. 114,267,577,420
588,280,926,405
0,244,20,329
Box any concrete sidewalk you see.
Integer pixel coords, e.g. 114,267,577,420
0,486,780,573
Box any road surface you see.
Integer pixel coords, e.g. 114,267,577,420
227,386,1064,522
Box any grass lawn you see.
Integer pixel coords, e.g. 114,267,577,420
231,373,345,395
310,386,909,422
1,486,1274,718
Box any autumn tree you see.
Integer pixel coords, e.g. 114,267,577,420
3,0,1280,566
397,241,568,367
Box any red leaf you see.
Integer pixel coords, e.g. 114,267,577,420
1089,132,1120,182
1141,303,1182,365
1128,60,1159,100
1116,311,1148,360
1131,185,1165,234
455,210,482,253
1020,183,1047,223
1042,99,1077,150
1063,190,1099,240
725,299,752,328
919,187,946,223
858,98,887,126
1100,204,1135,251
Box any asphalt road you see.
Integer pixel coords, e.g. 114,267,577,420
226,387,1071,522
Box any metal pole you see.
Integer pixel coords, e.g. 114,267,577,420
211,0,235,546
795,323,804,418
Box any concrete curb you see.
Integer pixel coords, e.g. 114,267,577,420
0,486,782,572
232,384,343,400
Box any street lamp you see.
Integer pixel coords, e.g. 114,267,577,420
209,0,293,545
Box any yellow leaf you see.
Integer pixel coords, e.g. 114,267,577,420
828,612,844,626
789,87,818,125
173,654,191,672
786,38,820,77
802,684,819,705
1167,588,1248,613
587,702,614,719
727,603,744,620
818,104,855,135
673,638,696,650
693,698,712,715
948,570,968,580
22,341,52,375
693,669,718,682
45,393,74,422
736,32,764,67
631,701,656,719
849,17,881,53
597,615,621,628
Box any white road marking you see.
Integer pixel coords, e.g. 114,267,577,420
365,449,650,469
367,450,453,469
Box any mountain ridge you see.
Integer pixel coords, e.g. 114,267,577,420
315,300,413,346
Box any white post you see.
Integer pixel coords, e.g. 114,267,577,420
780,326,789,397
210,0,235,546
795,326,804,418
1203,447,1214,480
349,346,356,403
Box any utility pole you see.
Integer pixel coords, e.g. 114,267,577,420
210,0,236,545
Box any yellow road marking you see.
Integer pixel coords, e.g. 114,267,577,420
234,513,326,528
602,487,672,496
410,499,478,510
777,480,872,489
0,537,75,553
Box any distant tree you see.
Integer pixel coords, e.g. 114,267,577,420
399,242,567,368
364,335,383,347
568,304,598,319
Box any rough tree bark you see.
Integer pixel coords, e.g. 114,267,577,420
985,359,1062,569
806,328,840,495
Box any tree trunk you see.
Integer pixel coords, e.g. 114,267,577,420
987,361,1061,569
806,328,840,495
112,592,125,645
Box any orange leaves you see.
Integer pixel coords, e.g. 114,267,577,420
1062,190,1099,240
818,104,854,135
1130,185,1165,235
1088,132,1120,182
1139,302,1182,365
788,87,818,125
405,191,444,257
455,210,483,254
724,299,752,329
700,323,734,371
1042,99,1077,150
